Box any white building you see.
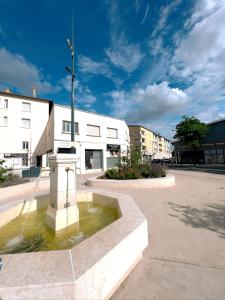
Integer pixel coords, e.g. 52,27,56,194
0,90,130,175
0,90,52,174
48,104,129,173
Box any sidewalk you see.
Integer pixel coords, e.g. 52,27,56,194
108,170,225,300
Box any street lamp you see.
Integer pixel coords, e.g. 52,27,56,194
66,36,76,153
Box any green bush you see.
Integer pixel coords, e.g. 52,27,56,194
149,165,166,178
0,173,29,188
104,168,120,179
101,163,166,180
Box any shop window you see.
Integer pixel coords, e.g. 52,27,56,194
85,150,102,169
87,124,100,137
22,157,28,166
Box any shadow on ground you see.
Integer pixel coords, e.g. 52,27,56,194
168,201,225,239
169,166,225,175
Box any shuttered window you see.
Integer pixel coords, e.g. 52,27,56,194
21,118,31,128
87,124,100,137
107,127,118,139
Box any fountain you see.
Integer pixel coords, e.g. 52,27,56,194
0,154,148,299
45,154,79,231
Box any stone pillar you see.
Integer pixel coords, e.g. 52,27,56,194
45,154,79,231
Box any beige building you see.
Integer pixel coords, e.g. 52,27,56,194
128,125,172,161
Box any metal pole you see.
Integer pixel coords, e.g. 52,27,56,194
70,17,75,153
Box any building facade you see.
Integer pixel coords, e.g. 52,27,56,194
173,118,225,164
49,104,130,173
128,125,172,161
0,91,129,175
0,90,52,173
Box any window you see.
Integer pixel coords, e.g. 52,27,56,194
4,99,8,109
22,141,29,150
22,157,28,166
107,127,118,139
22,102,31,112
142,146,146,150
3,116,8,126
21,118,30,128
62,121,79,134
142,138,145,143
87,124,100,137
85,150,102,169
141,130,145,135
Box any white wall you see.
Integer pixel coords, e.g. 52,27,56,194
0,93,50,170
52,105,130,173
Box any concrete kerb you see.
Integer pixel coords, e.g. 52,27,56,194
0,189,148,300
86,174,175,188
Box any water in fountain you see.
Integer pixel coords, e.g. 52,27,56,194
0,201,118,254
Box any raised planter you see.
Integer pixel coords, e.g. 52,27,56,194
87,174,175,189
0,190,148,300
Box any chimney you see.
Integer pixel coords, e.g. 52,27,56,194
3,88,11,93
32,87,37,98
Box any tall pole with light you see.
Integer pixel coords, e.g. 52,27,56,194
66,19,76,153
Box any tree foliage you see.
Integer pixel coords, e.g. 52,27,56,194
174,116,208,148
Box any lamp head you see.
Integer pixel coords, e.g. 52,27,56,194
67,38,71,48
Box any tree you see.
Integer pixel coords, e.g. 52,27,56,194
174,116,208,147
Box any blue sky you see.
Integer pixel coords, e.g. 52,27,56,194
0,0,225,138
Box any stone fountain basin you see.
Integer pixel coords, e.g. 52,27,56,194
0,190,148,300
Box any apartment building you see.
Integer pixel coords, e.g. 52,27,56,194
0,89,129,175
128,125,172,161
0,89,52,173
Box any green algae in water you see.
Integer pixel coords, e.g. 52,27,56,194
0,202,119,254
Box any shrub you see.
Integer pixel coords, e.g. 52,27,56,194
118,167,141,180
102,163,166,180
0,173,29,188
138,163,152,178
148,165,166,178
103,168,120,179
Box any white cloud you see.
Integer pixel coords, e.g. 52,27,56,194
59,75,96,108
152,0,182,37
78,54,122,86
108,81,189,122
172,1,225,104
78,55,112,78
0,47,60,95
185,0,222,29
141,4,150,25
106,35,144,73
106,1,144,73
